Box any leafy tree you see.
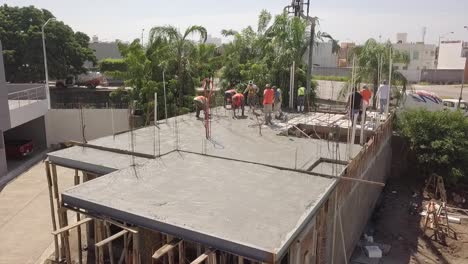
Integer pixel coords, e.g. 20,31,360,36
396,109,468,184
148,25,207,103
0,5,96,82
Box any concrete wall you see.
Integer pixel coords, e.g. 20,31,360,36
9,100,48,128
0,41,10,131
304,42,339,68
0,131,6,177
397,69,421,83
46,108,130,146
420,69,464,84
330,119,393,264
312,67,351,77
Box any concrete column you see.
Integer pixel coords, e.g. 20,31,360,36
0,131,7,178
0,41,11,131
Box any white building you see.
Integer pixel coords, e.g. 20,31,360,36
392,42,436,71
438,40,466,69
304,41,338,68
206,34,222,46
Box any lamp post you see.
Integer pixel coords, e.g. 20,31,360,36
458,26,468,108
42,18,55,109
436,31,454,70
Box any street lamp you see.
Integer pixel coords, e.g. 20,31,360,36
436,31,454,70
42,18,55,109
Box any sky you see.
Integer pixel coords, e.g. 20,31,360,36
4,0,468,45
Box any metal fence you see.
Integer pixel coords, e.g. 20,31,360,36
7,85,46,109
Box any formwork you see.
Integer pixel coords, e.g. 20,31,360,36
44,108,391,264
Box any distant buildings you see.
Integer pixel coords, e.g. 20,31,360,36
205,34,222,46
437,40,466,69
84,35,122,68
392,42,437,71
337,42,355,68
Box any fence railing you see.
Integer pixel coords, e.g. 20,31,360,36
8,85,47,109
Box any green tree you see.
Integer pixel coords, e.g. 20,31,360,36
148,25,207,103
397,109,468,184
0,5,96,82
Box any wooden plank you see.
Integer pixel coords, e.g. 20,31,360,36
96,229,128,248
190,249,214,264
45,161,59,262
52,218,93,235
152,238,182,259
68,140,156,159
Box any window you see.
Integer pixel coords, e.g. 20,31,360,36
431,51,435,56
413,51,420,60
443,101,455,108
458,103,466,109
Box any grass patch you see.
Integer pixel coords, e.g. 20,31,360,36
312,75,349,82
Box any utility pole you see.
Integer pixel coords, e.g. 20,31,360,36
141,28,145,46
42,18,55,110
458,26,468,108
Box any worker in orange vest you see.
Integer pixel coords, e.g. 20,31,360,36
193,95,207,118
231,91,245,118
263,84,274,125
224,88,237,108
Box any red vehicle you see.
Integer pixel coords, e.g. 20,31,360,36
5,140,34,158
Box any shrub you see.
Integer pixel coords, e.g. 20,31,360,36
99,58,128,72
396,109,468,184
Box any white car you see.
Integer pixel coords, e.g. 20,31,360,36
442,99,468,116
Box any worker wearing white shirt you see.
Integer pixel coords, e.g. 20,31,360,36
377,80,390,114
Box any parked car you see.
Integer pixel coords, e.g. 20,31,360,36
442,99,468,116
56,71,107,89
5,140,34,159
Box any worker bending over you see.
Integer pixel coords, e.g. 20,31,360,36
224,89,237,108
193,95,207,118
231,91,245,118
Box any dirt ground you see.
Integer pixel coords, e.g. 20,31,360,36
367,173,468,264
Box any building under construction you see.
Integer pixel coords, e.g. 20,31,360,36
45,107,393,264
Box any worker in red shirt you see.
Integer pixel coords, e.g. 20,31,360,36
193,95,207,118
360,84,372,120
263,84,274,125
231,91,245,118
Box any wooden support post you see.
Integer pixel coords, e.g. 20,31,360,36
152,237,182,259
51,163,72,264
51,218,93,235
167,235,175,264
133,232,140,264
338,210,348,264
104,223,118,264
208,251,217,264
45,161,59,262
74,169,83,264
190,249,214,264
238,256,244,264
178,241,185,264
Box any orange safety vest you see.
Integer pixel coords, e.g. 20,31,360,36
232,93,244,107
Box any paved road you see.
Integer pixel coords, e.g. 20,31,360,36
0,162,75,264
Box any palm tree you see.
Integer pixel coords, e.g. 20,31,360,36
148,25,207,102
350,39,409,108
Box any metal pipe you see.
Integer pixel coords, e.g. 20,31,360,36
163,70,168,122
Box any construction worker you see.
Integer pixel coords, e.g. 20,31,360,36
297,86,305,112
263,84,274,125
244,81,259,108
273,86,283,119
347,86,362,124
193,95,207,118
231,91,245,118
224,88,237,108
377,80,390,114
360,84,372,119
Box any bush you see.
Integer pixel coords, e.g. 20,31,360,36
99,58,128,72
396,109,468,184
